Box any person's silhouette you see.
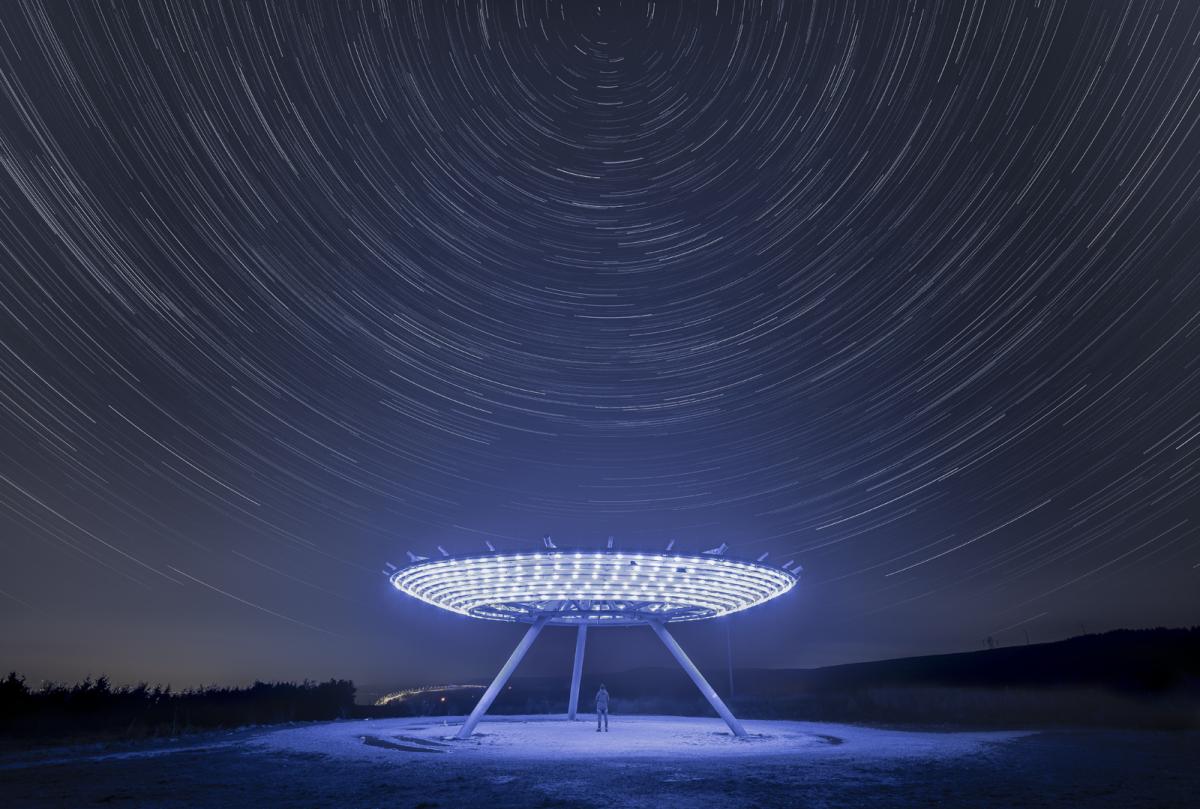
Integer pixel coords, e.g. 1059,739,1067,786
595,684,609,732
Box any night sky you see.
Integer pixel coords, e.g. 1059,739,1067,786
2,0,1198,692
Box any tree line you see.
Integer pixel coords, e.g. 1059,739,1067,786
0,672,355,742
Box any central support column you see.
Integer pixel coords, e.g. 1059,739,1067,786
456,615,549,739
648,620,747,738
566,623,588,719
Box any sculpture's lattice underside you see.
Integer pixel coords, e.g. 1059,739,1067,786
390,550,796,625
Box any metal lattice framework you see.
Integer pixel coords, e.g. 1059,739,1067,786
390,550,796,625
389,546,800,740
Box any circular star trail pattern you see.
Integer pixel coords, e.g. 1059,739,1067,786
0,1,1198,681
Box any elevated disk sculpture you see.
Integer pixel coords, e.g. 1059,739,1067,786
390,548,798,738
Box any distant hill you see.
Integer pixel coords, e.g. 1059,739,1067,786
505,627,1200,698
370,627,1200,729
734,626,1200,694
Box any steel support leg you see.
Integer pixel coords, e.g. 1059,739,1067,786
648,620,747,738
456,616,548,739
566,623,588,719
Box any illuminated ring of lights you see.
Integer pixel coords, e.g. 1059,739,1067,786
390,550,798,625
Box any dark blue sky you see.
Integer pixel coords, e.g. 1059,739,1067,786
1,0,1198,690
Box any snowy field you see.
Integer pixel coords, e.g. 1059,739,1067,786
258,713,1028,760
3,714,1197,807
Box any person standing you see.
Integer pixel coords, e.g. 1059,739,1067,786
595,684,609,732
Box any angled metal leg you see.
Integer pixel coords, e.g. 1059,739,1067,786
456,616,548,739
567,623,588,719
648,620,747,738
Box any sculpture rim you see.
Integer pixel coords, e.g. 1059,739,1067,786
390,548,798,626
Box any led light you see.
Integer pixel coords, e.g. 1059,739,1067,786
391,549,797,625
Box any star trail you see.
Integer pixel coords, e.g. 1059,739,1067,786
1,0,1198,687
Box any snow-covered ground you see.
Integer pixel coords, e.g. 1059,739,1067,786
3,715,1196,807
259,713,1029,761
